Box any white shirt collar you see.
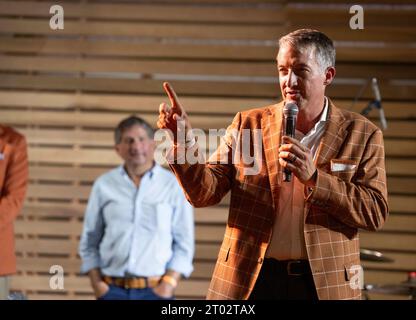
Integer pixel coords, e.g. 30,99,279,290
119,162,158,180
320,96,329,123
297,96,328,139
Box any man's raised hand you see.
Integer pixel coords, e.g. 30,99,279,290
157,82,192,144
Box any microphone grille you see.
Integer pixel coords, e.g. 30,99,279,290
283,102,299,117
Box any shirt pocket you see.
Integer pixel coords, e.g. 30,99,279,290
155,203,174,232
140,201,174,233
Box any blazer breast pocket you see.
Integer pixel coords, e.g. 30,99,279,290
330,159,358,182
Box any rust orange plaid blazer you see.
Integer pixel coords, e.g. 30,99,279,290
0,125,28,276
169,100,388,300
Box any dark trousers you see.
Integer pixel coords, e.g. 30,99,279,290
249,258,318,300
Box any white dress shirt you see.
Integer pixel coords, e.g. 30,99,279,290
79,164,195,277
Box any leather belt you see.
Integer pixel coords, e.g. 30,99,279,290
265,258,311,276
103,276,161,289
280,259,311,276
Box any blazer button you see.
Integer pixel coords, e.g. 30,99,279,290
257,257,263,264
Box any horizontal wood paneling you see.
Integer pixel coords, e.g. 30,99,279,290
2,0,414,300
0,1,284,24
1,56,416,80
0,18,285,40
1,37,415,63
1,74,415,100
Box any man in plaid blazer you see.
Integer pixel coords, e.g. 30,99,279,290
157,29,388,300
0,125,28,300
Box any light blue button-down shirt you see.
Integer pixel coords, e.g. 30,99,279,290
79,164,194,277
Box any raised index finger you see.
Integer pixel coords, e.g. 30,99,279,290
163,82,183,115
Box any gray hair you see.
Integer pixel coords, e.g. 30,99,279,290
114,115,154,144
278,29,336,71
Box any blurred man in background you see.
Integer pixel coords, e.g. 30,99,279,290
79,116,194,300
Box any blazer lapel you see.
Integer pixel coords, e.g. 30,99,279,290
304,100,352,222
261,100,351,218
315,100,351,168
261,102,284,210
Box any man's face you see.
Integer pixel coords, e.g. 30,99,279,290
277,44,328,111
115,125,155,167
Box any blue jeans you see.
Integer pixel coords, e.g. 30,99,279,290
98,285,174,300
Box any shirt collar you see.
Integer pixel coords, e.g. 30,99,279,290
119,162,158,180
320,96,329,123
296,96,329,140
308,96,328,130
309,96,328,126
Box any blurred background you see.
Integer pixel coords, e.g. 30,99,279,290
0,0,415,300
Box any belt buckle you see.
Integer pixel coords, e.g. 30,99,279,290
287,260,303,276
123,277,137,289
120,277,154,289
142,278,148,288
130,277,147,289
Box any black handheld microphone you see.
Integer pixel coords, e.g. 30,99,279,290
282,102,299,182
371,78,387,130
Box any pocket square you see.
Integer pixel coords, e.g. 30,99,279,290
330,159,357,172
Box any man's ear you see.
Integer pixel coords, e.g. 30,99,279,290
324,66,336,85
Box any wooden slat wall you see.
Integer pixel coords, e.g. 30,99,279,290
0,0,414,300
